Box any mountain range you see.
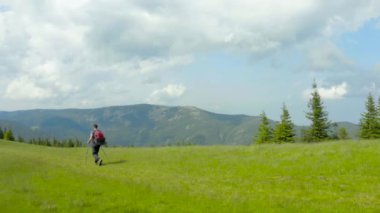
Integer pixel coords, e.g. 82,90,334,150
0,104,359,146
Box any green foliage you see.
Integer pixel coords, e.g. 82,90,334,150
274,104,295,143
338,127,350,140
378,97,380,119
255,112,273,144
305,81,331,142
300,128,313,142
166,141,195,146
27,137,83,147
4,129,15,141
359,94,380,139
17,136,25,143
378,97,380,134
0,127,3,139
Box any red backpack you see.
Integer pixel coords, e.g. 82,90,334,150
94,130,106,143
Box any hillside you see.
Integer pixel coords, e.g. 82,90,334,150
0,104,359,146
1,140,380,212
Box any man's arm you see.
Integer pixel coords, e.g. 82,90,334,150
87,132,94,144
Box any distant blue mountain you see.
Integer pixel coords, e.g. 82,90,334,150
0,104,359,146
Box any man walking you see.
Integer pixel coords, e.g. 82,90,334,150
87,124,106,166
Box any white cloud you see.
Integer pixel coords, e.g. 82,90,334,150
307,41,355,72
0,0,380,110
131,56,193,74
303,82,348,100
148,84,186,104
319,82,348,99
4,76,55,100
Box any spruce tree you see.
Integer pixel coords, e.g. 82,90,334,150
0,127,3,139
305,81,330,142
359,94,380,139
4,129,15,141
255,112,273,144
274,104,295,143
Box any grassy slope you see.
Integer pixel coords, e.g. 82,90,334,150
1,140,380,212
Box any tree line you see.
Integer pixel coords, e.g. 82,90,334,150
0,127,15,141
0,126,84,147
27,138,84,147
255,81,380,144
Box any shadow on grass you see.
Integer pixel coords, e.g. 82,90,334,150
104,160,126,165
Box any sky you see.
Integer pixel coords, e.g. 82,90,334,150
1,0,380,125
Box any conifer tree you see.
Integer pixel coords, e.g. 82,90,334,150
255,112,273,144
67,139,75,147
359,93,380,139
4,129,15,141
274,104,295,143
17,136,25,143
75,139,83,147
0,127,3,139
305,81,330,142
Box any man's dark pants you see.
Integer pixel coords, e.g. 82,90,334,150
92,142,101,162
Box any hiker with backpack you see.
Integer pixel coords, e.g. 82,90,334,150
87,124,106,166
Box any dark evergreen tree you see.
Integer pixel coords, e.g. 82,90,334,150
4,129,15,141
274,104,295,143
75,139,83,147
53,138,60,147
0,127,4,139
305,81,330,142
359,93,380,139
67,139,75,147
255,112,273,144
17,136,25,143
41,138,48,146
37,137,43,145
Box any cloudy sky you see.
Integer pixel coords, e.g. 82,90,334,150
1,0,380,125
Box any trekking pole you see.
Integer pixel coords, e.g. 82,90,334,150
100,146,108,160
85,145,89,164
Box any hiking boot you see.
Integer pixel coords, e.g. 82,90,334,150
95,158,99,165
98,159,103,166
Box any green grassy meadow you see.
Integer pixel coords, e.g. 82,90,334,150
1,140,380,212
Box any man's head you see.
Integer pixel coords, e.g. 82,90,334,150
93,124,98,129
